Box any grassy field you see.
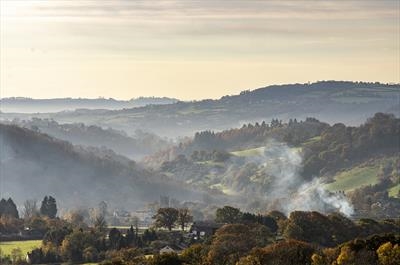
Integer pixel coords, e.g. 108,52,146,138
388,184,399,198
231,147,264,157
107,225,132,230
325,164,380,192
195,160,225,167
302,136,321,146
0,240,41,256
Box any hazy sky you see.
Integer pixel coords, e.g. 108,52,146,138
1,0,399,100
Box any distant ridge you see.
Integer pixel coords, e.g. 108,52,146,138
1,81,399,137
0,96,179,113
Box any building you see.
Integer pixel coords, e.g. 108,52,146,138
190,221,223,239
159,245,176,254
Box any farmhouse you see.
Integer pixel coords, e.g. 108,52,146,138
190,221,223,239
159,245,176,254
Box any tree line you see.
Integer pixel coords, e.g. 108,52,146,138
0,196,57,221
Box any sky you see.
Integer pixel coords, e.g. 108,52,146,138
0,0,399,100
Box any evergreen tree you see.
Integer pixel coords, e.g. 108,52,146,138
40,196,57,218
0,198,19,218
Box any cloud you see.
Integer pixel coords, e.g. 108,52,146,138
17,1,396,20
1,0,398,99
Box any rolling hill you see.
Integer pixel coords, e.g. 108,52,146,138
3,118,172,160
0,97,178,113
148,113,399,217
1,81,397,137
0,124,202,209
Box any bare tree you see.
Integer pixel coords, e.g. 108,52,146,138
23,199,38,219
132,216,140,236
177,208,193,231
64,209,87,228
94,214,107,233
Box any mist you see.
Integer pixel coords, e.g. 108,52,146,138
257,140,354,216
0,124,204,212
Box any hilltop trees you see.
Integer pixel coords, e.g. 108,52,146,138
215,206,242,224
302,113,400,177
40,196,57,218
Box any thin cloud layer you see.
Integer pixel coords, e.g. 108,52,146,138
0,0,398,99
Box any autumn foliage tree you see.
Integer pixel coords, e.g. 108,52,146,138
215,206,242,224
207,223,271,265
237,240,316,265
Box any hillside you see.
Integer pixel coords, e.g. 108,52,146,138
0,97,178,113
147,113,400,218
0,124,201,209
4,118,172,160
2,81,398,137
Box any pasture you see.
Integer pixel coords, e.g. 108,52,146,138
0,240,41,256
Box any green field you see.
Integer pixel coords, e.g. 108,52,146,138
0,240,41,256
0,241,99,264
231,147,264,157
302,136,321,146
107,225,132,230
195,160,225,167
325,164,380,192
388,184,400,198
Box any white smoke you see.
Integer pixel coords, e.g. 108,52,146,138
258,140,354,216
285,178,354,216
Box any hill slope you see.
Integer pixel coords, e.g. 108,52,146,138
4,118,172,160
0,124,201,209
148,113,399,217
2,81,397,137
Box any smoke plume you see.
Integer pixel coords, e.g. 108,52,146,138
258,140,354,216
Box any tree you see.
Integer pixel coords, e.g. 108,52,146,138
40,196,57,218
64,210,86,228
215,206,242,224
153,208,179,231
150,253,182,265
336,245,356,265
126,225,135,246
60,230,99,263
181,244,208,265
108,228,122,249
98,201,108,217
132,216,140,236
177,208,193,231
207,223,270,265
23,199,39,219
0,198,19,218
43,226,73,246
377,242,400,265
237,240,316,265
93,214,107,233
